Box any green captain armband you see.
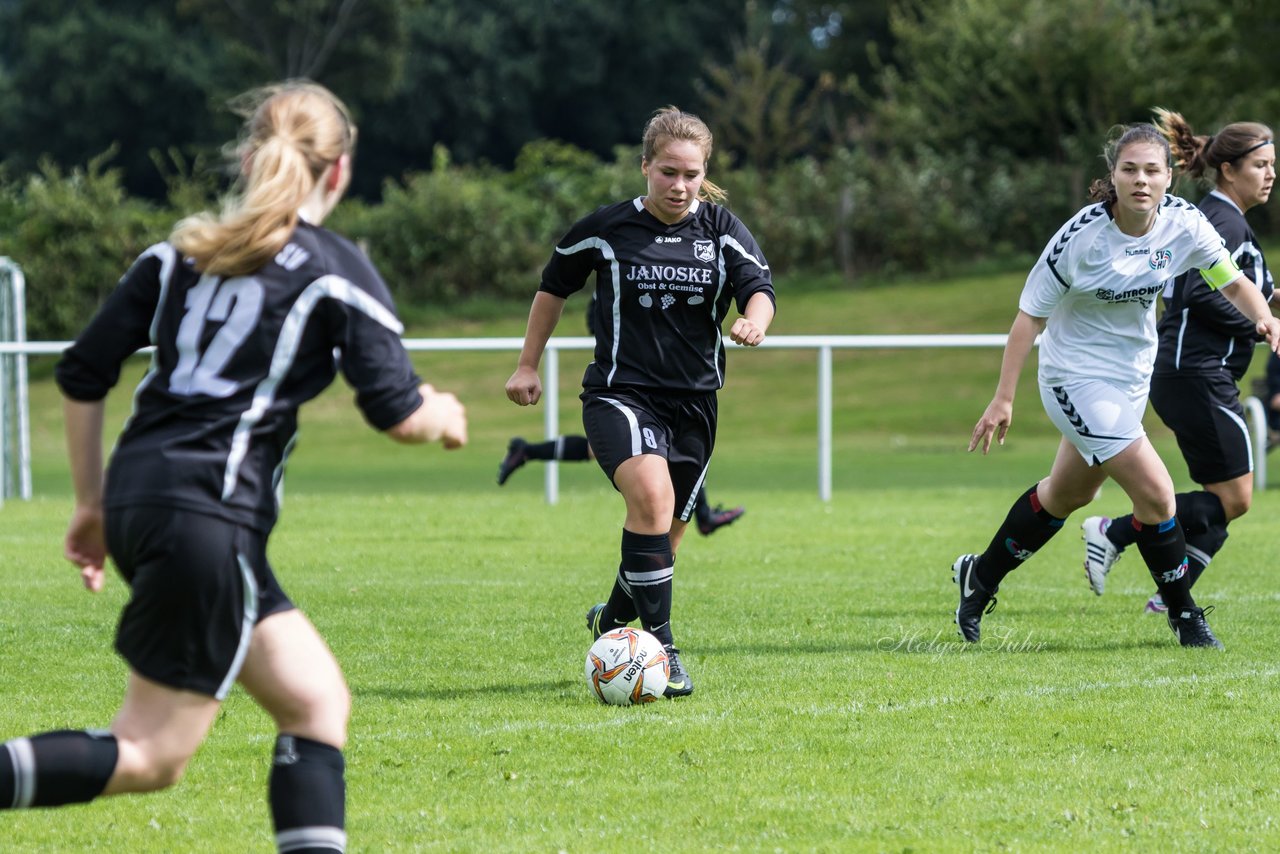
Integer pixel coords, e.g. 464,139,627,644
1199,256,1241,290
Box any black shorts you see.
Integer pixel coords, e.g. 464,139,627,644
106,506,294,699
1150,372,1253,484
581,386,717,522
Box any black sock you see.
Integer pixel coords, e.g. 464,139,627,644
601,572,638,628
1185,522,1229,589
976,484,1066,588
269,735,346,854
525,435,590,462
1,730,118,809
1133,517,1192,612
1108,491,1226,551
617,529,675,647
557,435,591,461
693,487,711,525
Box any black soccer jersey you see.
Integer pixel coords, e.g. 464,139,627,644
1154,190,1273,379
55,222,423,533
539,198,775,393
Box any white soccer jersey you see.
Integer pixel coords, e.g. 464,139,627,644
1019,196,1237,393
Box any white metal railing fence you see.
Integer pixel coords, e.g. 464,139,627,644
0,258,32,505
2,333,1274,504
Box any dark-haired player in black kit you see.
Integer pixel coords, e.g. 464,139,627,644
1083,111,1274,613
506,107,775,697
0,82,466,852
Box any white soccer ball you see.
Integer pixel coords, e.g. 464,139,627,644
584,627,669,705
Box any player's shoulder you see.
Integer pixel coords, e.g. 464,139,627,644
287,222,382,284
1047,201,1110,262
578,199,643,231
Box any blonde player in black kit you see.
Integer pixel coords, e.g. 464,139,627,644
505,107,776,697
0,82,466,852
1083,111,1275,612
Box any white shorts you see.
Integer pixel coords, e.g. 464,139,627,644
1039,378,1147,465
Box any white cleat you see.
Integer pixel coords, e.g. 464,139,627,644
1082,516,1120,596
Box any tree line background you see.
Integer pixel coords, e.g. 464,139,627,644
2,0,1279,339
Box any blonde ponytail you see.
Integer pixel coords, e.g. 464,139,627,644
171,81,356,276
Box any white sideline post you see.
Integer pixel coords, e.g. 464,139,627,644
1243,395,1268,491
818,345,832,502
0,258,33,505
544,346,559,505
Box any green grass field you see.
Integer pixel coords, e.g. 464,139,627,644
5,270,1280,851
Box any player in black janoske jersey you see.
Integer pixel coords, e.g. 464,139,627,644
505,107,776,697
0,82,466,851
1082,112,1275,614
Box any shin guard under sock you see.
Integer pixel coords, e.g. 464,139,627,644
618,529,675,647
1134,517,1192,612
976,484,1066,589
269,735,346,853
1,730,118,809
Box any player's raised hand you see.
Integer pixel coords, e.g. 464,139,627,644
969,398,1013,455
505,365,543,406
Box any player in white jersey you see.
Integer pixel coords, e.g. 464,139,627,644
1083,112,1275,612
951,121,1280,648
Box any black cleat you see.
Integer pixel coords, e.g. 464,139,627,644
497,438,529,486
1168,605,1224,649
953,554,998,643
586,603,607,641
663,646,694,697
697,504,745,536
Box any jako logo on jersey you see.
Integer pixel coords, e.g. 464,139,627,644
275,244,310,271
655,236,682,243
693,240,715,262
1004,538,1033,561
1149,249,1172,270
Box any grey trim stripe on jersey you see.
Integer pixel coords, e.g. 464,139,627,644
6,737,34,808
223,275,405,501
713,234,770,387
599,396,641,456
214,552,261,700
557,234,621,385
277,826,348,853
125,243,181,431
1218,403,1254,471
1174,308,1189,371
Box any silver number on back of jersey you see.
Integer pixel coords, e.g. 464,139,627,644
170,274,266,397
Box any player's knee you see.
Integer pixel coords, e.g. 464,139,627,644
272,680,350,748
114,742,192,793
1219,491,1251,520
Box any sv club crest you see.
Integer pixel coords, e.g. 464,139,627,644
1149,249,1172,270
693,240,715,263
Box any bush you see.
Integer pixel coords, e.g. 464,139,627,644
0,155,167,341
